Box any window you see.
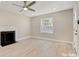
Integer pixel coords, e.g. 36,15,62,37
40,17,53,33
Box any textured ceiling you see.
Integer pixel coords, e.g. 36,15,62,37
0,1,73,17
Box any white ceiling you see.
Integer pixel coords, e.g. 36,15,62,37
0,1,73,17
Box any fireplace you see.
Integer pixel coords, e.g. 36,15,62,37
1,31,15,46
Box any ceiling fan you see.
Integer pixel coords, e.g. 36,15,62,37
12,1,36,12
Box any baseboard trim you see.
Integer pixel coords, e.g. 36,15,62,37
31,36,73,45
16,36,31,41
16,36,73,45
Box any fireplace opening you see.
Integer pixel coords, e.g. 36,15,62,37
1,31,15,46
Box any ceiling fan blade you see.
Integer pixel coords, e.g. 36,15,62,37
27,8,35,12
12,4,23,8
24,1,27,4
27,1,36,7
24,1,27,7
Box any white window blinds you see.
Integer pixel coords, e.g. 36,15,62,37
40,17,53,33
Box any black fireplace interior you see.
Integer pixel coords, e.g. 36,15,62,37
1,31,15,46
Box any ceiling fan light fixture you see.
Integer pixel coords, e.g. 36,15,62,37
24,7,28,10
12,1,36,12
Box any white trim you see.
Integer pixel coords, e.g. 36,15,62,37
16,36,73,45
16,36,31,41
31,36,73,45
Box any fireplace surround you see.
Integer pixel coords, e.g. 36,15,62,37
0,31,15,46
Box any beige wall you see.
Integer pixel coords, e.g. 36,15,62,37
31,9,73,42
0,8,31,41
0,8,73,43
